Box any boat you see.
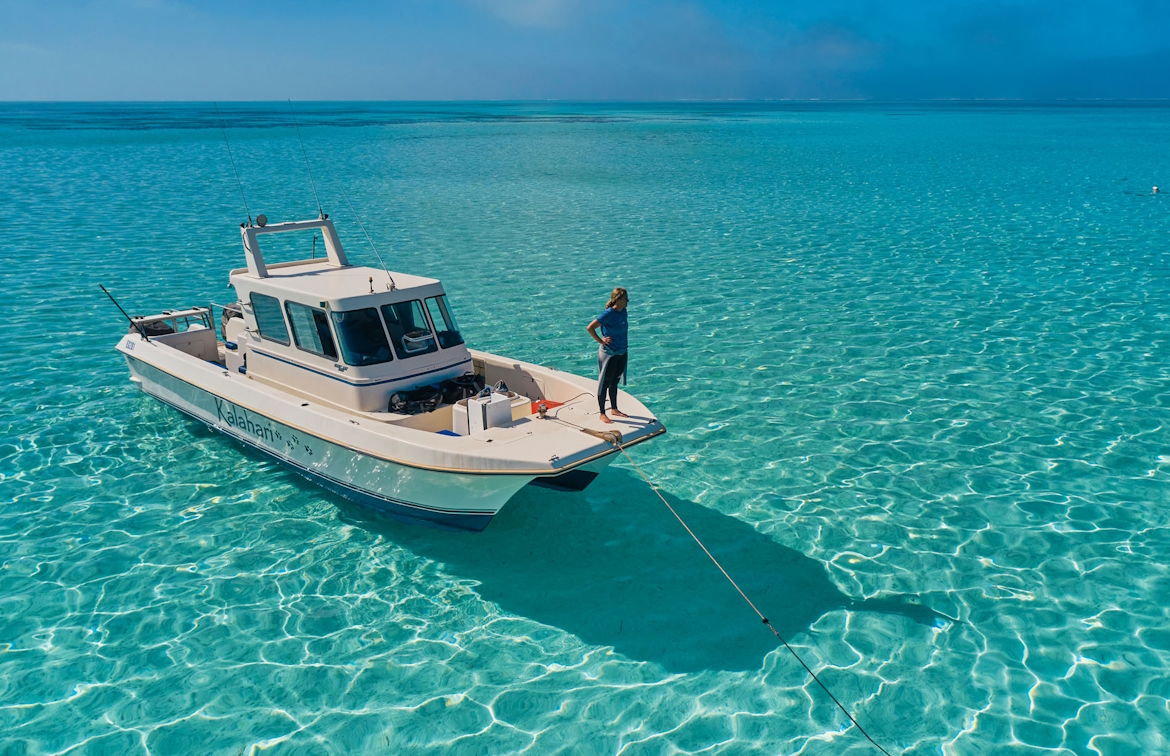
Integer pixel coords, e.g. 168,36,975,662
113,214,665,530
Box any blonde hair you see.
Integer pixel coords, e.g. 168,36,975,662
606,287,628,309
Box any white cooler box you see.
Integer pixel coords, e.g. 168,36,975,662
454,392,514,436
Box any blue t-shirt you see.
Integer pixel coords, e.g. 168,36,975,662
595,307,628,354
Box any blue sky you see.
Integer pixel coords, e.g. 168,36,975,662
2,0,1168,100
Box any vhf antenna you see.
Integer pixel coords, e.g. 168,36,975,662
288,99,323,219
340,187,396,291
213,102,252,226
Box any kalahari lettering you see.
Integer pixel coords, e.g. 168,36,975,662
214,398,276,444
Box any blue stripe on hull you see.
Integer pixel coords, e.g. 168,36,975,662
251,348,473,387
146,390,495,532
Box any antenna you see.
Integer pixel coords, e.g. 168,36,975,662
287,99,323,218
212,102,252,226
340,187,396,291
100,285,150,342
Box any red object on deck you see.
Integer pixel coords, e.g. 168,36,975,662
531,399,563,414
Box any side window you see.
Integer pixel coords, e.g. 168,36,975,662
331,308,393,366
285,302,339,360
425,295,465,349
380,300,438,359
250,293,290,345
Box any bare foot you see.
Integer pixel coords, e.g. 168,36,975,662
610,410,629,418
599,414,614,424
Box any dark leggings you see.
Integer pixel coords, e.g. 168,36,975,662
599,352,628,414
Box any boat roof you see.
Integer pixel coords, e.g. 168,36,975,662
230,261,439,301
228,215,445,306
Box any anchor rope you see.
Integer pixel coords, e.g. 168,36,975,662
607,439,894,756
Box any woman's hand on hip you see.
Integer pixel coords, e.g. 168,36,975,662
587,319,609,346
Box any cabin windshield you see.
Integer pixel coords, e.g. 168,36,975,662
331,308,393,366
380,300,438,359
425,295,464,348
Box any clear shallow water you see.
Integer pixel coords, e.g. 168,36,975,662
2,101,1170,755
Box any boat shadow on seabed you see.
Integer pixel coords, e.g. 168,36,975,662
336,468,954,674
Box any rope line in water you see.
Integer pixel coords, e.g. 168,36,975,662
610,442,894,756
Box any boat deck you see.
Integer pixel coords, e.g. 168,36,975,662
122,320,663,475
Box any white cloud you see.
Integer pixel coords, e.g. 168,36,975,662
0,40,46,55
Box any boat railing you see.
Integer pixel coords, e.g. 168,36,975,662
129,307,220,362
130,307,213,332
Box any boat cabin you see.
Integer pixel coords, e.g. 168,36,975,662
223,217,475,414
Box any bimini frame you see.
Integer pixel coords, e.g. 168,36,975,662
241,218,348,278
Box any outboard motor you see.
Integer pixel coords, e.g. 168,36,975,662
389,385,443,415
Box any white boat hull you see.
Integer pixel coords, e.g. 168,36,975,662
126,355,550,530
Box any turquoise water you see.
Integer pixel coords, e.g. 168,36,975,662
3,102,1170,754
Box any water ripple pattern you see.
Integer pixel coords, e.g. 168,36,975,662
2,102,1169,755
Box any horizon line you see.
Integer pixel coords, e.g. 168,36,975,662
3,97,1170,105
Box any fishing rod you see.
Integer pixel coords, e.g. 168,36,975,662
288,99,323,219
213,102,253,226
284,100,396,290
340,187,396,291
100,284,150,342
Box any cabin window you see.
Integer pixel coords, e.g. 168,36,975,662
250,293,290,345
425,295,464,349
331,308,393,366
380,300,438,359
285,302,339,360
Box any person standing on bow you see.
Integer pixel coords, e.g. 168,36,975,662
587,287,629,424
